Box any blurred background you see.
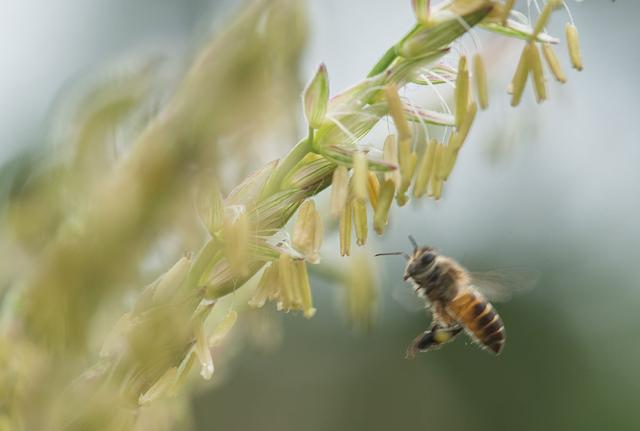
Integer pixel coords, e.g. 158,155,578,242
1,1,639,430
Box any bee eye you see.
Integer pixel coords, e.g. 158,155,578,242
420,253,434,266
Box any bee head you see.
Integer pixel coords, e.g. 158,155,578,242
404,246,437,281
375,236,438,281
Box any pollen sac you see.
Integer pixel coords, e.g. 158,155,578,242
339,198,353,256
383,134,401,188
330,166,349,218
413,138,437,198
353,198,368,246
352,151,369,202
433,327,454,343
432,177,444,200
428,143,445,199
292,199,323,264
373,179,396,235
222,207,250,278
455,55,470,128
249,262,279,308
251,255,315,318
510,44,531,107
442,136,460,180
384,84,415,206
396,152,417,207
289,259,312,315
473,54,489,110
303,63,330,129
542,43,567,83
565,23,583,71
385,84,412,142
343,252,378,331
367,172,380,211
277,254,297,311
293,260,316,318
436,141,450,182
528,42,547,103
427,143,441,191
455,101,478,150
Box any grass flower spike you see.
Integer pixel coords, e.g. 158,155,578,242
0,0,590,428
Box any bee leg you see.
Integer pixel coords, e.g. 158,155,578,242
405,325,463,359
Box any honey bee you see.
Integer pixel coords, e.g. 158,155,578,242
377,236,536,358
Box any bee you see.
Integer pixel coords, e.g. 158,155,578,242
377,236,536,358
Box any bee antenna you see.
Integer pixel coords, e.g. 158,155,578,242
374,251,410,261
408,235,418,252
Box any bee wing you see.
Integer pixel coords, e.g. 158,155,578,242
391,285,428,313
470,268,540,302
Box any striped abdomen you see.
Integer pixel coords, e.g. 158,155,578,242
447,287,505,354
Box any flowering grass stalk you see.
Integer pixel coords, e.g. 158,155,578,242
0,0,586,429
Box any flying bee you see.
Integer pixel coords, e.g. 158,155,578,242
376,236,537,358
